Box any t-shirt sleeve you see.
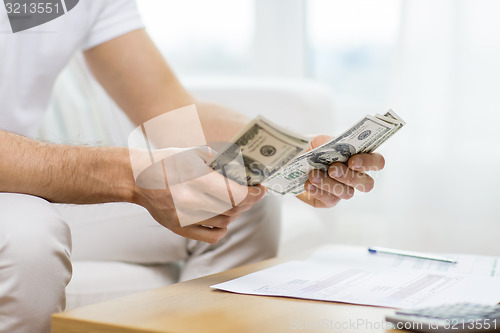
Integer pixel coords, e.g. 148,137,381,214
81,0,144,51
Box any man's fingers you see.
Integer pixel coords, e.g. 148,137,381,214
194,213,240,229
192,170,247,203
181,225,229,244
186,185,265,228
327,163,375,193
309,135,333,150
296,191,332,208
186,172,265,213
220,185,267,216
302,181,342,208
245,185,268,204
309,170,355,199
348,153,385,172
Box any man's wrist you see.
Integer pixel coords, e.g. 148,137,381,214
113,147,142,205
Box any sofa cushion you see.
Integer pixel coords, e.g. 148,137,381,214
66,261,179,310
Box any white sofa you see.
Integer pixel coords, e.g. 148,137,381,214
40,55,336,310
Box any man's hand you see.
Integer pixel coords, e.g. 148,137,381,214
297,135,385,208
136,184,266,244
83,29,270,243
131,147,267,244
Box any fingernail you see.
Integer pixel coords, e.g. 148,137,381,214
351,157,363,168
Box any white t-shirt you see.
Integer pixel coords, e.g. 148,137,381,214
0,0,144,137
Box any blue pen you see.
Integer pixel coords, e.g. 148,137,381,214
368,246,458,264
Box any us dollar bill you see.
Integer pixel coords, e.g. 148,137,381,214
263,114,401,195
209,110,405,194
363,110,406,154
209,116,310,186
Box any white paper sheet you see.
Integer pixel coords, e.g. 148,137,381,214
211,247,500,309
307,246,500,278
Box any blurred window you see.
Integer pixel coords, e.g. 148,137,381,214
136,0,255,76
307,0,401,113
137,0,401,114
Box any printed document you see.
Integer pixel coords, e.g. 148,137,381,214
211,246,500,308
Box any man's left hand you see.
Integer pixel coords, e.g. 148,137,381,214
297,135,385,208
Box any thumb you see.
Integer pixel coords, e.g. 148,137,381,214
309,135,333,150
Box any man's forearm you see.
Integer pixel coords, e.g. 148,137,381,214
83,30,249,145
196,101,249,143
0,130,136,204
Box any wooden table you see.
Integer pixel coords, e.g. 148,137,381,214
52,255,401,333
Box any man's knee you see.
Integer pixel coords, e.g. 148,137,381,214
0,193,72,260
0,193,72,332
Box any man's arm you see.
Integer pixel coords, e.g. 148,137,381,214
0,129,264,243
0,28,264,244
83,28,386,209
83,29,248,143
0,130,133,204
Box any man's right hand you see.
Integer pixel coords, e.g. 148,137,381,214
131,147,267,244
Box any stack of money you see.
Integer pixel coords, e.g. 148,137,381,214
209,110,405,195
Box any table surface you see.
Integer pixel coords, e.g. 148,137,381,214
52,250,403,333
